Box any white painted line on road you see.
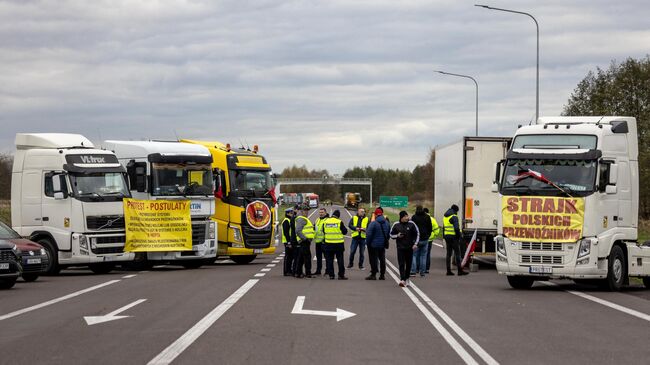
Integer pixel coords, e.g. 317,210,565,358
154,265,168,268
308,209,319,219
266,264,277,267
272,260,281,263
261,268,271,272
540,282,650,322
122,274,137,279
432,242,443,248
384,263,479,365
148,279,260,365
291,296,356,322
84,299,147,326
0,280,121,322
139,271,150,274
343,208,353,220
255,273,266,277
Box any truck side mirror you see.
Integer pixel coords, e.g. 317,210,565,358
605,185,617,194
53,192,65,200
127,160,147,192
50,173,68,199
492,160,504,192
491,183,499,193
214,170,224,199
608,163,618,185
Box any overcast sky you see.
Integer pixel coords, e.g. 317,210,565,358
1,0,648,173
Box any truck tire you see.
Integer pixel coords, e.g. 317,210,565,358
88,263,115,275
642,277,650,289
602,245,625,291
22,273,39,282
37,237,60,275
0,278,17,289
230,255,256,265
181,260,204,269
507,276,534,289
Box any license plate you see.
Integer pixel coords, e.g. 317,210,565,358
26,258,42,264
0,263,9,270
254,249,264,254
529,266,552,274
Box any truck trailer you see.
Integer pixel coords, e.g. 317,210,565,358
494,117,650,290
11,133,135,274
434,136,512,257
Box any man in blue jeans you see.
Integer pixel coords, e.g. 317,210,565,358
410,205,433,277
347,207,368,270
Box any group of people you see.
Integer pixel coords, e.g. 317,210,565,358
281,203,469,287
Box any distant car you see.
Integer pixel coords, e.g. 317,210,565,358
0,240,21,289
0,221,49,282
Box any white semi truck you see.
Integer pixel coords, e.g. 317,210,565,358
11,133,135,274
105,140,217,268
494,117,650,290
434,136,512,258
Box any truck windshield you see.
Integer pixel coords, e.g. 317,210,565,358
512,134,597,149
229,169,272,193
152,163,213,196
70,172,131,201
501,159,597,196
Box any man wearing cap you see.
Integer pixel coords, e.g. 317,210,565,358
364,207,390,280
312,207,329,276
390,211,420,287
347,207,368,270
295,205,315,278
443,204,468,276
322,210,349,280
281,208,298,276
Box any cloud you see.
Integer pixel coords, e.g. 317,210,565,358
0,0,649,173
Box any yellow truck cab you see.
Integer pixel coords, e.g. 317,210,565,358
181,140,276,264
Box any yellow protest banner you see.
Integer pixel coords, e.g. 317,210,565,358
124,198,192,252
502,196,584,243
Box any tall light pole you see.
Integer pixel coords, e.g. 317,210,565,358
434,70,479,136
475,4,539,121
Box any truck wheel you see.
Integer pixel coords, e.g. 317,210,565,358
602,245,625,291
642,277,650,289
22,273,39,282
230,255,257,265
88,263,115,275
37,237,60,275
507,276,534,289
181,260,203,269
0,278,17,289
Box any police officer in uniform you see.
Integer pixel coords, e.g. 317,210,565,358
443,204,468,276
323,210,348,280
295,205,315,278
281,208,297,276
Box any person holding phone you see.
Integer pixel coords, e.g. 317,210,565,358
390,211,420,287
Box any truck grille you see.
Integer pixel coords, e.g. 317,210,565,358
87,216,125,230
242,225,272,248
520,242,563,251
191,221,207,246
91,236,126,255
521,255,562,265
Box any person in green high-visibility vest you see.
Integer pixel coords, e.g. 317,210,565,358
312,207,329,276
443,204,468,276
295,205,315,278
424,207,440,274
347,207,368,270
323,210,348,280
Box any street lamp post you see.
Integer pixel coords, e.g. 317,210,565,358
434,70,479,136
475,4,539,121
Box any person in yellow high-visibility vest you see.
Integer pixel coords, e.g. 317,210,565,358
443,204,468,276
323,210,348,280
424,207,440,274
295,205,316,278
347,207,369,270
312,207,329,276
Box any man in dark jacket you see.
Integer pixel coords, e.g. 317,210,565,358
282,208,298,276
364,207,390,280
390,211,420,287
322,210,349,280
443,204,468,276
410,205,433,277
312,208,329,276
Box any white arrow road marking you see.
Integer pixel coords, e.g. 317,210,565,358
291,296,356,322
84,299,147,326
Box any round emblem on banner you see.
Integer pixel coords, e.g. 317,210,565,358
245,200,272,230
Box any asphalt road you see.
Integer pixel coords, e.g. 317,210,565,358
1,205,649,365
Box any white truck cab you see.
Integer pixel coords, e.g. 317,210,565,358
495,117,650,290
105,140,217,268
11,133,135,274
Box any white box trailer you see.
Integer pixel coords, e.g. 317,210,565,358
434,136,511,256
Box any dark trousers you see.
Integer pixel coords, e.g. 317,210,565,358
445,237,462,272
324,249,345,278
368,246,386,276
396,247,413,281
426,241,433,271
284,245,296,275
295,241,312,276
313,242,323,274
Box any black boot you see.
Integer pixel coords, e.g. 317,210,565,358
365,274,376,280
458,270,469,276
446,271,455,276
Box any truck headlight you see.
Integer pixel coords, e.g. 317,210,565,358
230,226,243,243
79,235,88,249
208,222,216,239
577,238,591,259
496,236,506,257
